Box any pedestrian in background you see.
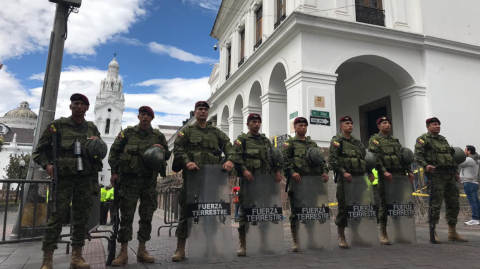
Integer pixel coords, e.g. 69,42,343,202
459,145,480,225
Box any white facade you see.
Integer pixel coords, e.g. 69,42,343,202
94,57,125,184
207,0,480,150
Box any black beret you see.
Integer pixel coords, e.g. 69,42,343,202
195,101,210,109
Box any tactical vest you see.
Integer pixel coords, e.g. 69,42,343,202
337,136,367,174
241,134,273,174
290,139,320,175
119,128,162,175
100,188,107,202
424,136,455,167
179,126,223,166
376,135,403,170
56,118,100,176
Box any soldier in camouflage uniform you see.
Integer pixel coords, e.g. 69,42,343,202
328,116,374,249
233,113,283,256
414,117,468,243
108,106,170,265
282,117,329,252
368,116,415,245
33,93,102,269
171,101,237,262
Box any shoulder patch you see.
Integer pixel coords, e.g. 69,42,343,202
48,124,57,133
372,140,380,146
118,132,124,139
417,138,425,145
234,139,242,146
332,141,340,148
283,142,290,148
178,132,185,138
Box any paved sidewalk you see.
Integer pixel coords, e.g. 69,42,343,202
2,209,480,268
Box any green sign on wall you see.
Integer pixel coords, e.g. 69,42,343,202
289,111,298,119
311,110,329,117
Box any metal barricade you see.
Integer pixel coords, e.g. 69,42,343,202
0,179,70,253
157,187,180,237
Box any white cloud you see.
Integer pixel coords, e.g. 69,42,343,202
0,66,210,128
148,42,217,64
0,0,149,59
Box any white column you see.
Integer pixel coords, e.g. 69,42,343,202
244,9,255,59
334,0,355,21
217,124,229,136
231,30,240,74
219,46,226,85
399,85,427,149
242,106,262,133
391,0,410,31
228,116,243,141
263,0,275,39
261,92,287,138
285,70,337,147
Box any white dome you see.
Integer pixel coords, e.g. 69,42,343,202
4,101,37,119
108,58,119,70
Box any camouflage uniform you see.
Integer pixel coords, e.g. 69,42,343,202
173,123,237,239
368,133,413,225
328,133,368,228
233,132,279,233
32,116,102,251
414,133,459,226
108,125,170,243
282,135,328,229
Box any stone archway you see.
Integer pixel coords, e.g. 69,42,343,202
334,55,421,147
243,81,263,133
230,94,244,139
219,105,230,135
264,63,288,137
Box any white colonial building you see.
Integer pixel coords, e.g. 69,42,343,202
206,0,480,149
0,101,36,185
94,57,125,184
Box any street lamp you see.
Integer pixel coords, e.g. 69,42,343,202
15,160,26,204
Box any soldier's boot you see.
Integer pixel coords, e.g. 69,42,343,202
70,246,90,269
172,238,186,262
379,223,391,245
448,225,469,242
237,233,246,256
111,243,128,266
137,241,155,263
337,227,349,249
40,250,54,269
291,229,299,252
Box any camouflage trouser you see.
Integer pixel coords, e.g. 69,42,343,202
429,172,459,226
335,178,347,228
42,175,94,251
117,173,158,243
373,184,380,224
377,175,388,225
237,178,246,234
175,175,188,239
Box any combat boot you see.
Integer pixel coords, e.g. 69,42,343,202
40,250,54,269
111,243,128,266
379,223,391,245
291,229,298,252
137,241,155,263
70,246,90,269
448,225,469,242
172,238,186,261
237,233,246,256
337,226,349,249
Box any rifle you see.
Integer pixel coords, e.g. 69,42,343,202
106,182,120,265
427,172,436,243
50,128,59,213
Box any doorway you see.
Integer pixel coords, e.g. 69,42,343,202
359,96,392,146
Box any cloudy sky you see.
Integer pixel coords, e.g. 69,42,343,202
0,0,221,127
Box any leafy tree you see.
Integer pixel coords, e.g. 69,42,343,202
3,153,30,179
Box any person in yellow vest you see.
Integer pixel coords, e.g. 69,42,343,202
106,186,114,225
372,168,380,224
100,185,108,225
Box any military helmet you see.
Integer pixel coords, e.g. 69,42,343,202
82,139,107,162
268,147,284,170
452,147,466,164
306,148,324,167
398,147,414,167
143,146,165,170
365,151,377,171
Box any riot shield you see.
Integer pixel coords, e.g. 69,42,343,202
292,176,332,252
344,175,379,247
186,164,232,263
385,175,416,244
244,174,284,256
